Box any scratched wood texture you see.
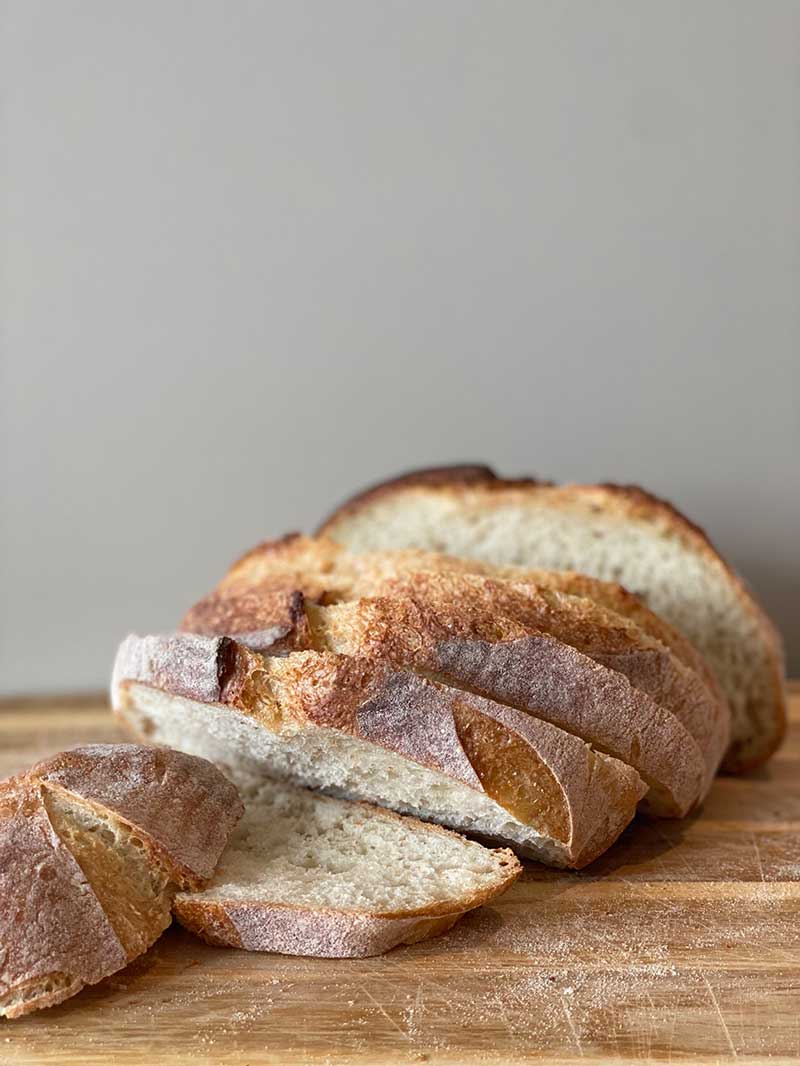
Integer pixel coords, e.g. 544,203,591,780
2,687,799,1065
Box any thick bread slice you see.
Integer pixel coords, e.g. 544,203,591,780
219,533,720,700
0,745,242,1019
112,634,647,868
182,541,723,811
174,777,521,957
316,466,786,771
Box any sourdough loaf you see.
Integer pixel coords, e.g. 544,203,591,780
181,537,727,811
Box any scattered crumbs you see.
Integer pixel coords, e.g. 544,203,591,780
14,882,791,1061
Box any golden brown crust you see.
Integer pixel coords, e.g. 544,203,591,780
351,553,733,766
317,596,704,816
180,583,705,815
204,532,721,705
512,568,719,691
230,531,344,580
182,586,314,653
360,571,728,784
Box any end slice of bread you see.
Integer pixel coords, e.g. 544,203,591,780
174,776,520,958
316,466,787,772
0,745,242,1019
211,532,722,704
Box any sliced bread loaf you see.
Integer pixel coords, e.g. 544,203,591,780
0,745,242,1019
182,539,726,811
174,776,520,957
316,466,786,772
112,634,647,868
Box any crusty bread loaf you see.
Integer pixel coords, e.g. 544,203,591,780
0,745,242,1019
181,537,727,811
316,466,786,772
174,776,520,957
112,634,646,868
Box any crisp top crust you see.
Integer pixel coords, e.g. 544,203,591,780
196,532,719,700
182,587,312,652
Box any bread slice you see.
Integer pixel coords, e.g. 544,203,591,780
112,634,647,868
317,466,786,772
182,538,726,811
174,776,521,957
219,533,720,699
208,532,729,737
0,745,242,1019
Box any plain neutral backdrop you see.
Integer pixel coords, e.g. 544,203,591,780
2,1,798,693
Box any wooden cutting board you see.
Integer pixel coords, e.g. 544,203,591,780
2,687,799,1065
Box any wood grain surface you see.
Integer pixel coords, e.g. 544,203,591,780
2,687,799,1064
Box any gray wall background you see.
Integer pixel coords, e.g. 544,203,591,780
2,0,798,694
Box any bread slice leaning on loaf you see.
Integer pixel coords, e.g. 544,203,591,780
112,634,647,868
218,532,722,705
0,745,242,1019
174,776,521,957
316,465,787,772
182,536,728,810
